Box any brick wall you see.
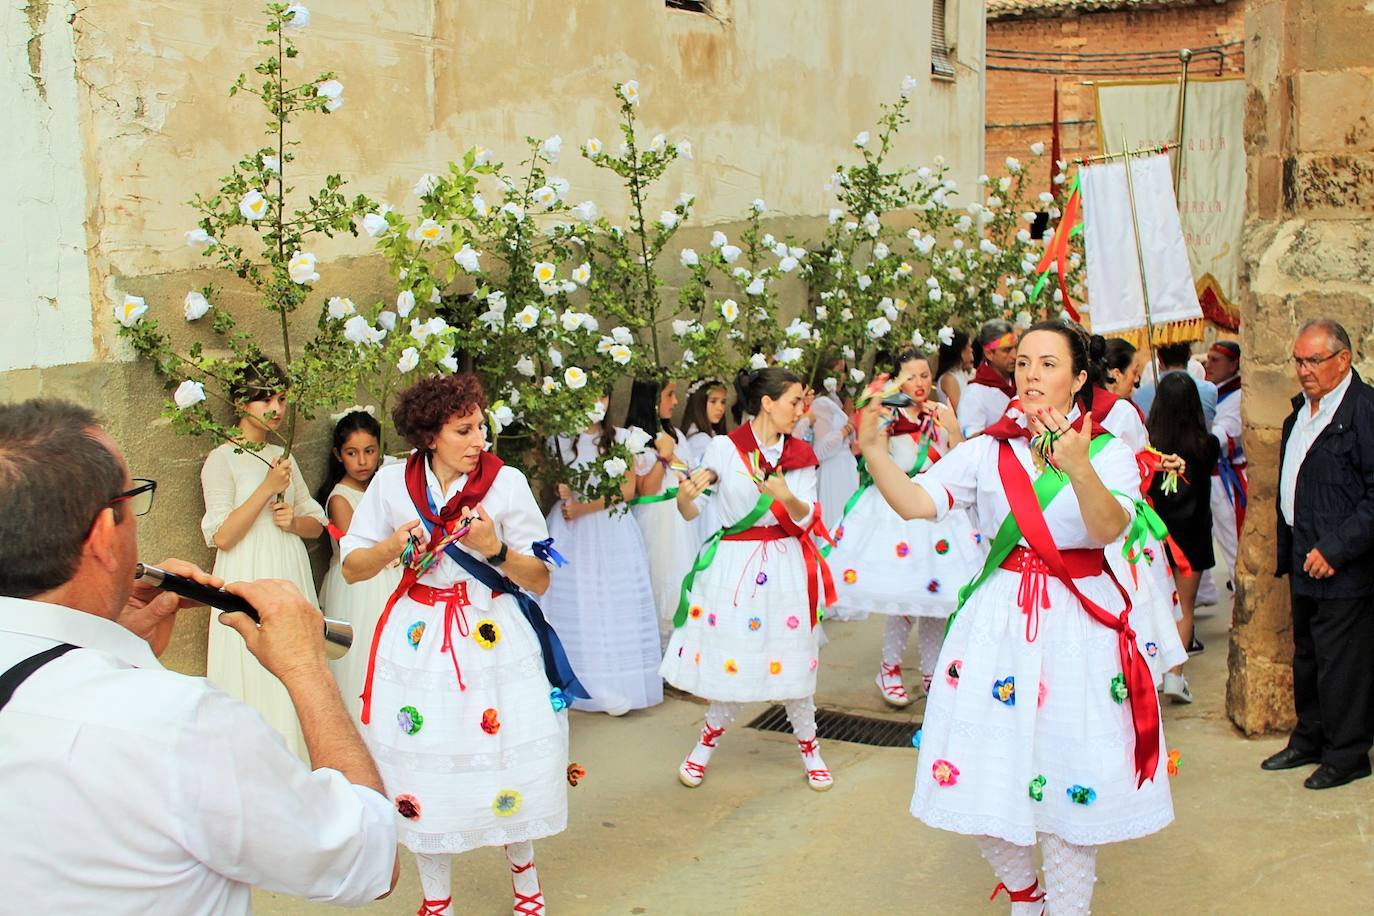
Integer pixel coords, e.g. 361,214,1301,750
986,2,1244,185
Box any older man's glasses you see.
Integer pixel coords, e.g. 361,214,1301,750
1291,351,1345,371
112,479,158,517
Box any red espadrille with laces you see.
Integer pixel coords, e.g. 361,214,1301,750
991,879,1046,915
416,897,452,916
510,860,544,916
798,736,833,791
876,662,912,707
678,721,726,787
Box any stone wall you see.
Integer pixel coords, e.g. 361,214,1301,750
2,0,987,676
1228,0,1374,734
986,0,1244,187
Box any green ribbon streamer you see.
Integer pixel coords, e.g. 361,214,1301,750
947,434,1114,633
1121,498,1169,565
630,487,678,507
821,435,932,559
673,490,776,628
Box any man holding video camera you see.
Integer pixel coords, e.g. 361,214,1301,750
0,398,398,913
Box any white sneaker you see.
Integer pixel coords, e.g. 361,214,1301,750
1162,672,1193,704
599,691,632,717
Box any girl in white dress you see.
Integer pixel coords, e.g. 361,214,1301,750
827,350,985,706
681,377,730,465
342,373,577,916
858,322,1173,916
809,386,860,527
935,328,974,413
626,378,698,645
316,408,403,722
201,361,326,759
663,368,838,792
543,397,663,715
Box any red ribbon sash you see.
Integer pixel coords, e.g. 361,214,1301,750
997,440,1161,787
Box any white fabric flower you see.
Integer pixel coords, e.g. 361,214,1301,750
283,3,310,28
472,146,492,166
453,244,481,273
414,173,440,197
316,79,344,112
603,455,629,478
414,219,445,245
842,345,856,360
540,135,562,163
680,248,699,268
849,367,865,383
873,242,891,261
778,255,798,273
587,400,607,424
720,244,741,264
1016,310,1034,328
618,80,640,106
866,316,891,339
676,140,693,160
541,375,559,395
901,74,918,98
490,405,515,433
911,329,926,348
857,274,873,290
549,177,570,198
979,239,1000,256
501,202,526,223
548,347,564,369
532,186,557,210
439,354,458,373
745,278,765,297
827,208,844,225
327,296,355,319
609,343,632,365
823,376,839,393
749,353,769,370
173,379,206,410
570,200,598,223
612,326,634,346
649,134,667,155
1005,157,1022,174
862,211,881,237
409,318,433,345
584,137,603,158
928,286,943,302
751,198,766,214
288,251,319,284
572,263,591,285
183,291,211,321
784,318,813,340
395,290,416,318
991,292,1007,308
239,189,267,221
564,366,587,390
515,355,536,377
775,346,802,365
184,228,216,246
343,315,372,345
376,311,397,332
938,326,955,346
397,347,420,373
532,262,557,285
853,131,870,148
514,305,541,330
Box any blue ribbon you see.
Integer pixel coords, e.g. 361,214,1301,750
532,537,568,568
417,492,588,700
1217,459,1247,508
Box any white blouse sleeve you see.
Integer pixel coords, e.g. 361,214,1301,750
787,464,818,528
199,446,235,549
290,460,327,524
1096,437,1144,525
914,437,988,521
494,467,553,563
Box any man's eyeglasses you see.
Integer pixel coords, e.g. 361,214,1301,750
1292,350,1346,371
112,479,157,517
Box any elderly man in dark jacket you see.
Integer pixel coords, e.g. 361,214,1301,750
1262,318,1374,789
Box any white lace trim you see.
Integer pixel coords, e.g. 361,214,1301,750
912,801,1174,847
371,734,566,775
402,812,567,854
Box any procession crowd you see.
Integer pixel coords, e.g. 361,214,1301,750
2,315,1370,916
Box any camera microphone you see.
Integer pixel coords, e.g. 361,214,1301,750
134,563,353,660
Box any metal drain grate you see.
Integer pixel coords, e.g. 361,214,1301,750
746,705,919,748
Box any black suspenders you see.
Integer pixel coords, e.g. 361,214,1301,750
0,644,77,712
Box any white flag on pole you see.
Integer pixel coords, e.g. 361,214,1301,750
1081,153,1202,336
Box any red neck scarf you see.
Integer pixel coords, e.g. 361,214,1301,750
888,409,929,438
971,361,1016,398
404,448,504,543
727,422,819,474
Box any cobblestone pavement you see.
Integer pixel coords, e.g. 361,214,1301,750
257,578,1374,915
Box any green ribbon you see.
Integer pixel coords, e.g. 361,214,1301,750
947,434,1114,632
630,487,678,506
821,436,932,559
1121,498,1169,565
673,489,776,628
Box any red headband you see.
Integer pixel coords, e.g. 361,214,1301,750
1209,342,1239,359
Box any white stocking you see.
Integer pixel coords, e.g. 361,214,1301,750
975,836,1041,915
1040,833,1097,916
917,616,946,680
882,615,915,667
783,696,817,741
415,853,453,913
506,840,542,914
687,701,743,769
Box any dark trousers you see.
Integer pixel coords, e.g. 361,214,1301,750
1288,591,1374,771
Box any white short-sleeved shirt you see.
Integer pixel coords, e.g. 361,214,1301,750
914,419,1140,548
957,382,1013,437
342,458,552,598
0,597,396,915
1101,397,1149,455
697,433,818,530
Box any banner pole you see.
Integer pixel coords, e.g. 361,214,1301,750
1120,134,1160,385
1172,48,1194,195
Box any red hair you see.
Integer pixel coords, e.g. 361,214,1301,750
392,374,488,451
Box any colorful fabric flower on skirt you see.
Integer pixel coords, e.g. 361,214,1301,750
748,616,762,632
724,658,739,674
993,676,1016,705
931,758,960,787
808,657,819,670
492,790,523,817
912,728,922,749
1028,774,1047,801
550,688,569,712
835,525,845,543
934,539,950,555
397,705,424,736
406,621,425,649
481,708,501,734
395,794,422,820
1066,785,1097,805
786,615,800,629
567,763,587,787
945,659,962,686
768,660,782,675
1109,673,1128,704
926,579,941,593
689,605,704,620
1037,681,1048,708
755,571,768,586
1145,641,1159,658
707,613,717,627
1167,748,1182,777
474,619,500,649
895,541,911,558
973,531,984,545
843,569,858,585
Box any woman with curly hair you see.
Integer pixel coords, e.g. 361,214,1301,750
342,373,584,916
